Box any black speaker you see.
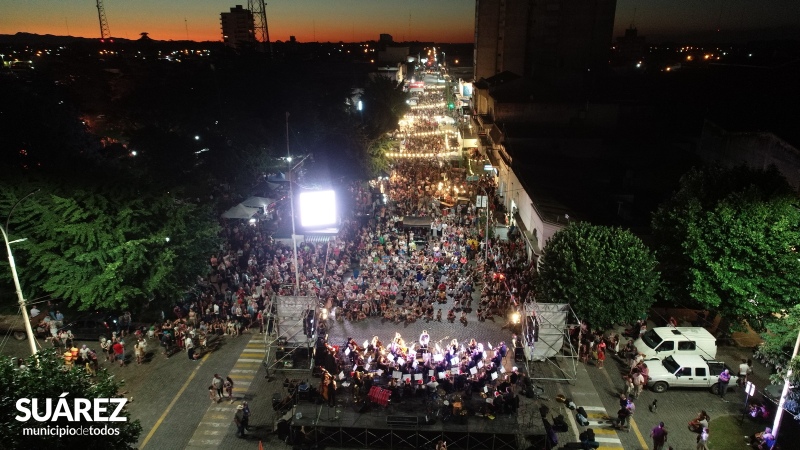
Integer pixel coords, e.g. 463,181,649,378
424,415,437,425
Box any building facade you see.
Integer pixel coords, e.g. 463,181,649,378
474,0,617,81
221,5,255,49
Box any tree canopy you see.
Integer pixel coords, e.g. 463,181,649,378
535,222,661,329
651,165,800,330
0,349,142,449
1,178,220,311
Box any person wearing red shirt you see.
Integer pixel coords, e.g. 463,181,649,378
112,341,125,367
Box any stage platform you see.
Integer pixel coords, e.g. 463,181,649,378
286,387,544,449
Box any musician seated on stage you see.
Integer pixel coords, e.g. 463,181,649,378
419,330,430,348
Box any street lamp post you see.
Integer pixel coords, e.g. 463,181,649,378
478,186,491,262
287,154,311,297
773,330,800,439
1,190,39,356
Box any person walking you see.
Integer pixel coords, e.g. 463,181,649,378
718,369,731,401
208,385,217,404
224,376,234,403
241,401,251,430
632,370,645,398
212,374,224,402
233,404,247,438
650,422,668,450
134,339,145,365
596,348,605,369
112,340,125,367
697,427,709,450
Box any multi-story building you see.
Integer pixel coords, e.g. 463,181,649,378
474,0,617,81
221,5,255,49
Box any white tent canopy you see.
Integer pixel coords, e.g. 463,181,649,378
221,204,259,219
241,196,274,209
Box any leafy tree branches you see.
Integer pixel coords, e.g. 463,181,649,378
536,222,661,329
652,165,800,329
0,349,142,449
1,179,219,311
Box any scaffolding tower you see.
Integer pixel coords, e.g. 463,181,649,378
95,0,111,40
264,292,318,374
522,301,581,382
247,0,272,55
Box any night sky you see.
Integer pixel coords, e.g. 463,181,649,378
0,0,798,43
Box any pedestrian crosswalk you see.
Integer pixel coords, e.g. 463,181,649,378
186,335,266,449
571,405,624,450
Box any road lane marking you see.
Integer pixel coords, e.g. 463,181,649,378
139,352,210,449
597,362,649,449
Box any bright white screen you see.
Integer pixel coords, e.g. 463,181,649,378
299,191,336,228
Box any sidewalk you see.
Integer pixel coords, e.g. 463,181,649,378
559,362,625,450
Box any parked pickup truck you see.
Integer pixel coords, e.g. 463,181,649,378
648,354,738,394
0,310,50,341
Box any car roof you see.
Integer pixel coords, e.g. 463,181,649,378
666,354,716,365
650,327,715,339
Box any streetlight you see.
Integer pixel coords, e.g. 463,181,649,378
287,153,311,296
478,186,492,262
1,190,39,356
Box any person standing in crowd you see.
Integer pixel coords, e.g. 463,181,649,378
212,374,224,402
185,334,195,361
718,369,731,401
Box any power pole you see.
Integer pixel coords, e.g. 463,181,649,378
95,0,111,40
1,190,40,356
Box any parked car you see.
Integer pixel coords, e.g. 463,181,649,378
648,354,738,394
63,312,116,341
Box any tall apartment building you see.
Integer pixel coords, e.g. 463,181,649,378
221,5,255,49
474,0,617,81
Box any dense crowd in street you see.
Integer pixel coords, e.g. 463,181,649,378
33,68,538,391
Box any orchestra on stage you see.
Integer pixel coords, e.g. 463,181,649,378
312,330,523,418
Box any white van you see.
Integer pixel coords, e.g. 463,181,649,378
634,327,717,361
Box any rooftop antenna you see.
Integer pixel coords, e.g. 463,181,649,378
95,0,111,40
184,18,189,41
630,7,637,28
